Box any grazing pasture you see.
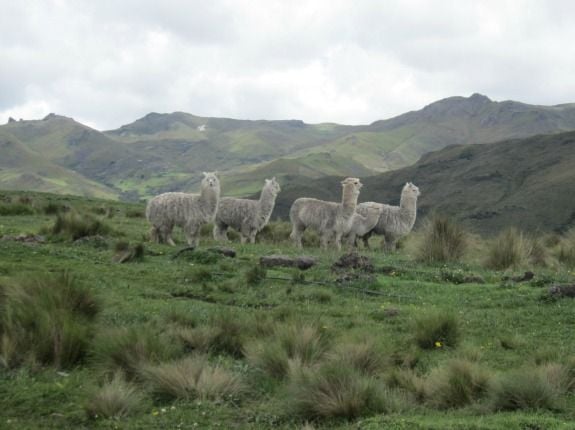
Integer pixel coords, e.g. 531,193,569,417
1,191,575,429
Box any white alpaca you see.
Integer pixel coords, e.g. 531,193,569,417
289,177,363,250
214,177,281,244
356,182,420,251
146,172,220,247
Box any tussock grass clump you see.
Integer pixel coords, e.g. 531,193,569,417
414,310,460,350
425,359,493,409
556,228,575,267
287,363,405,419
91,326,182,379
245,265,267,286
258,221,292,244
386,368,426,402
485,228,532,270
490,366,563,411
327,339,385,376
46,211,114,241
125,208,145,218
85,374,144,419
42,201,68,215
0,202,35,216
245,322,331,379
415,215,468,263
0,272,99,369
142,356,245,401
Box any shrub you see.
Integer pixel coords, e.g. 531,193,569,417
42,202,69,215
0,272,99,369
385,368,426,402
414,310,460,350
142,356,245,401
425,359,493,409
485,228,532,270
47,211,114,241
91,326,182,379
556,228,575,268
415,215,468,263
327,339,385,376
490,367,563,411
85,374,144,419
125,208,145,218
245,322,331,379
258,221,292,244
287,363,404,419
0,203,35,216
245,265,267,286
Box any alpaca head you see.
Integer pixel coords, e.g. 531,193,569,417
264,177,281,195
201,171,220,190
341,177,362,192
402,182,420,198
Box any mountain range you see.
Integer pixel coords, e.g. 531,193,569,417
2,93,575,232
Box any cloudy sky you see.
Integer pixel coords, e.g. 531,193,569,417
2,0,575,130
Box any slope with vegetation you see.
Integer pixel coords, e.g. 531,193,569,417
274,130,575,234
1,191,575,429
3,94,575,199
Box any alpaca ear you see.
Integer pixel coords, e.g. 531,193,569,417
202,171,208,176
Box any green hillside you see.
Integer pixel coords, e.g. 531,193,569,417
273,131,575,234
0,129,118,200
3,94,575,201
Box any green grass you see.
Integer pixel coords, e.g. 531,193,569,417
1,191,575,429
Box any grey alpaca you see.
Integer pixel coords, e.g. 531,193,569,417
289,177,363,250
356,182,420,251
213,177,281,244
344,203,385,248
146,172,220,247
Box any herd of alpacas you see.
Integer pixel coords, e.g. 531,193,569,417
146,172,420,251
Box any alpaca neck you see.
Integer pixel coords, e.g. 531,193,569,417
199,185,220,216
256,187,277,226
399,193,417,225
341,185,359,218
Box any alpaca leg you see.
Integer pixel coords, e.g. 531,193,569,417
159,225,175,246
290,224,305,249
249,230,257,244
213,222,228,242
185,223,200,247
383,234,396,252
334,232,343,251
345,233,357,250
320,232,332,250
149,226,160,243
362,232,372,250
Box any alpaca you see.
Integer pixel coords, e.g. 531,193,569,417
146,172,220,247
213,177,281,244
289,177,363,250
356,182,420,251
344,203,384,248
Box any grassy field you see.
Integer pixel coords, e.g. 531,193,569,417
1,191,575,429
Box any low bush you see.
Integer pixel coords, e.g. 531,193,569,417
0,203,35,216
85,373,144,419
287,362,405,419
142,356,245,401
46,211,115,241
414,310,460,350
556,228,575,268
125,208,145,218
327,339,385,376
245,321,331,379
91,326,182,379
484,228,532,270
415,215,468,263
425,359,493,409
0,272,99,369
490,366,563,411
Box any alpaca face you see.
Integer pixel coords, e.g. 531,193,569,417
403,182,420,197
341,177,362,189
265,177,281,195
202,171,220,188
